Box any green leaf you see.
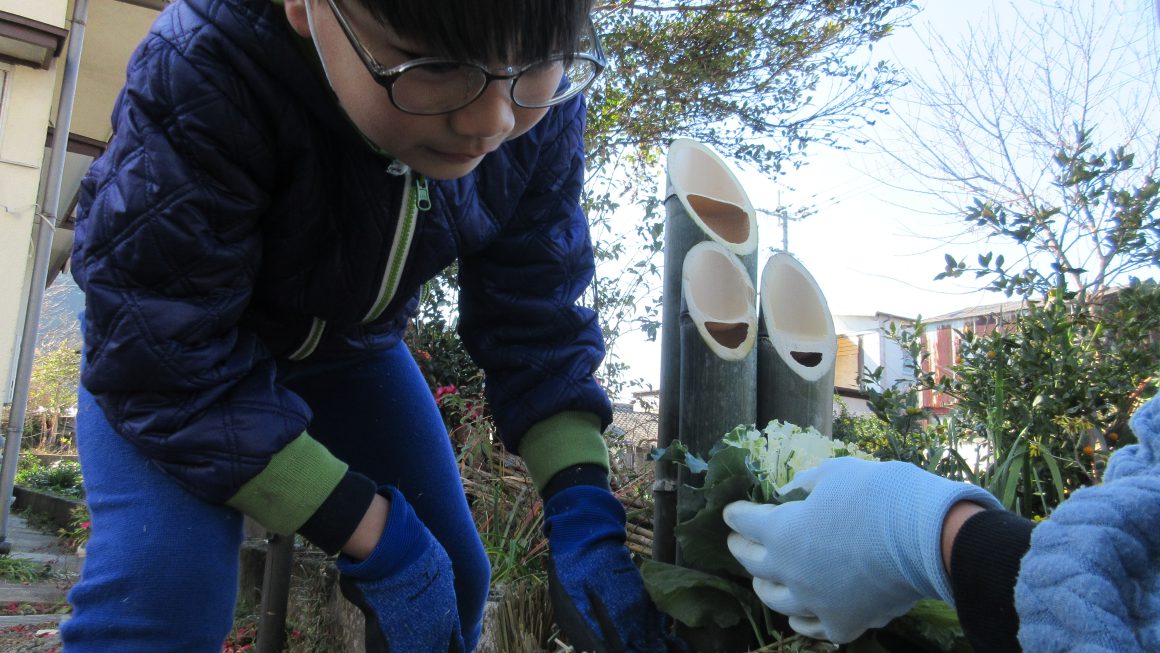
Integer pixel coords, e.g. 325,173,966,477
1041,451,1065,505
703,444,754,487
650,440,689,464
862,600,971,653
640,559,757,630
772,486,810,504
651,440,709,475
675,475,755,577
999,450,1027,509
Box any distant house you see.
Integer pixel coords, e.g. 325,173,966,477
832,312,916,416
607,396,660,472
918,300,1027,415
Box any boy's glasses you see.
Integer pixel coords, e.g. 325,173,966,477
325,0,607,116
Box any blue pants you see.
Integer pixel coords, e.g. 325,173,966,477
61,341,490,652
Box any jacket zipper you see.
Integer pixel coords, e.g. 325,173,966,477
288,317,326,361
286,173,427,361
361,172,426,323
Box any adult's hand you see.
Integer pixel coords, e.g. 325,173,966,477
724,457,1001,643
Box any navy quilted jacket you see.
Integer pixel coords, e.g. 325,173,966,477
72,0,611,526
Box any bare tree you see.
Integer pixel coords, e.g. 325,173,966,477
877,0,1159,302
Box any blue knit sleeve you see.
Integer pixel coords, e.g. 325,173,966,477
1014,396,1160,652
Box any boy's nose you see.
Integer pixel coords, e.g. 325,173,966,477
449,79,516,140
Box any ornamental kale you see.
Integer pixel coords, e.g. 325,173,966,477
643,421,969,652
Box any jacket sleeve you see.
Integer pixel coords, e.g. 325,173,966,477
949,509,1033,652
72,27,363,547
455,96,613,487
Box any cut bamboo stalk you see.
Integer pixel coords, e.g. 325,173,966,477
657,138,757,564
756,252,837,435
675,241,759,653
676,240,758,522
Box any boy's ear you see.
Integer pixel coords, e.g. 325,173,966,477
283,0,311,38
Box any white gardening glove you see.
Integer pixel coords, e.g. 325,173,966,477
723,457,1002,644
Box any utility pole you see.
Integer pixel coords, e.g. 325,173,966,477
779,192,789,252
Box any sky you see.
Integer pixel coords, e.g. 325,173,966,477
607,0,1159,398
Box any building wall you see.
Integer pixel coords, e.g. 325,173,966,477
0,0,70,402
833,313,914,395
2,0,66,26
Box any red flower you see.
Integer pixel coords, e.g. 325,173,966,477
434,384,459,404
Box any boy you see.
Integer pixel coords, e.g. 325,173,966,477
67,0,671,651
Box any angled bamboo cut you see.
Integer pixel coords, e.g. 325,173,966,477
675,242,759,653
656,138,757,565
677,240,759,490
756,252,837,435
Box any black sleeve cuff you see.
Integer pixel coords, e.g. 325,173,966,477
297,470,377,555
950,508,1035,652
541,463,610,501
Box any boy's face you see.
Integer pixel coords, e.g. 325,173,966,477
285,0,551,180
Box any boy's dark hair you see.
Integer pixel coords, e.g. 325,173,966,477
352,0,593,64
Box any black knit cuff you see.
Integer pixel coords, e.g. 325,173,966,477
297,470,377,555
541,463,610,502
950,508,1034,652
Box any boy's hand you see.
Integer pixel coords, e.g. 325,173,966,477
337,486,464,653
543,484,675,653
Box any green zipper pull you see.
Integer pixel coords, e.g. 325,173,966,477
416,176,432,212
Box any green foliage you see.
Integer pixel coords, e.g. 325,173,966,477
640,558,763,631
856,322,962,479
0,555,49,584
59,503,91,550
14,507,58,535
588,0,912,177
475,483,548,587
672,446,754,578
406,271,485,398
868,282,1160,518
15,457,85,499
941,286,1157,516
937,128,1160,302
831,396,905,458
25,341,81,452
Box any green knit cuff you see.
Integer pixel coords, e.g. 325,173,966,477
226,432,348,534
518,411,609,492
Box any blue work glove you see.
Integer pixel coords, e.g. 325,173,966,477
543,484,673,653
337,485,464,653
723,457,1002,644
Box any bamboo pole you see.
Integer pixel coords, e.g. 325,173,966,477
676,241,758,527
657,139,756,564
676,241,759,653
756,252,837,435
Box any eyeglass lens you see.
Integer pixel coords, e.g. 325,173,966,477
391,58,599,114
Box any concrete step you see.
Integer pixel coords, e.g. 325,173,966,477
0,614,67,627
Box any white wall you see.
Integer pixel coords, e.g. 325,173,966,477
833,313,915,393
0,0,70,403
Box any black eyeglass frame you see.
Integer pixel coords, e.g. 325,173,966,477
323,0,607,116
